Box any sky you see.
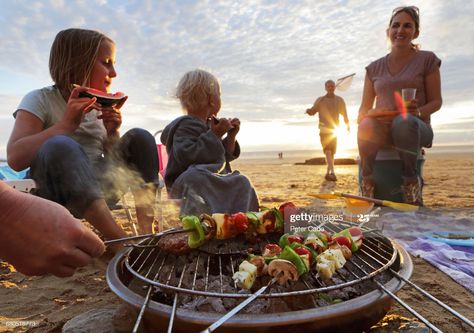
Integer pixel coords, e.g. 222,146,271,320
1,0,473,159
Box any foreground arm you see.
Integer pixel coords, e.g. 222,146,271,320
357,74,376,124
0,182,105,277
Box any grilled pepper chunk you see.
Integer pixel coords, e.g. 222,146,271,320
181,215,205,248
333,229,358,252
303,231,328,253
290,242,318,268
279,246,308,276
279,233,303,249
272,208,284,232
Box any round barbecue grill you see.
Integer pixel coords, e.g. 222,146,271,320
107,221,415,332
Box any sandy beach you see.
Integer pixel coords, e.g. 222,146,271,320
1,152,473,332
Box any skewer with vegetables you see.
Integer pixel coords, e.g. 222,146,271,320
232,226,365,289
157,202,296,255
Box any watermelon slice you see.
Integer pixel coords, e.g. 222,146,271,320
73,84,127,107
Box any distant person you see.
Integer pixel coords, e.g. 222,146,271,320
161,69,259,214
306,80,350,181
0,181,105,277
7,28,159,242
357,6,442,205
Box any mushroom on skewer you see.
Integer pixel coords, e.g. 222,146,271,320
267,259,299,285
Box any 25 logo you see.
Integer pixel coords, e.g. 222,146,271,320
357,214,371,223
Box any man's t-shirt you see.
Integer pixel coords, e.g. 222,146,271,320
309,95,348,132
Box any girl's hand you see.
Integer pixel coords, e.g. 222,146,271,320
227,118,240,137
60,86,97,133
98,96,127,135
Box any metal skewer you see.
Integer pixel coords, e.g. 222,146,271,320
373,280,443,333
132,285,154,333
104,228,191,245
167,265,188,333
389,268,474,329
200,275,280,333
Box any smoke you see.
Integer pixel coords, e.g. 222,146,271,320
99,158,155,207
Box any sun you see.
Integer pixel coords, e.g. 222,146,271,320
332,123,357,157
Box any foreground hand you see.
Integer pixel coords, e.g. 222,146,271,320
98,96,127,135
0,184,105,277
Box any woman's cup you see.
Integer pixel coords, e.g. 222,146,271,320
401,88,416,106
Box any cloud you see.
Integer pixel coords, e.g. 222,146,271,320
0,0,473,157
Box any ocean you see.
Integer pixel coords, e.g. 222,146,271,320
1,144,472,167
239,144,474,161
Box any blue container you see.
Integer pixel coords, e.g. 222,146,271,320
358,149,425,202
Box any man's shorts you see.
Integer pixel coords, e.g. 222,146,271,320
319,132,337,154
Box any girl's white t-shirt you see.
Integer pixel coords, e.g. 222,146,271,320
15,86,107,163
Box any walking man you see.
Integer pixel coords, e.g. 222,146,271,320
306,80,350,181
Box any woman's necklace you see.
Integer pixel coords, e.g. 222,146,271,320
387,49,416,76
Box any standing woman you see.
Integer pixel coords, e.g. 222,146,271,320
357,6,442,205
7,28,158,243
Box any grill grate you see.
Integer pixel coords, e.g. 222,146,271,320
107,220,474,333
123,221,398,298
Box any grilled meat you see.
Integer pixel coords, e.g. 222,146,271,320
157,231,191,256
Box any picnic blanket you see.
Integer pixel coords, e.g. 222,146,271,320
375,209,474,294
0,165,28,180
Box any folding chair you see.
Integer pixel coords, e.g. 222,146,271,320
0,166,36,193
154,130,168,188
153,130,172,231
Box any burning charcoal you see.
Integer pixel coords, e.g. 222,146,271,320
327,289,348,301
243,299,270,314
181,296,222,312
268,298,291,313
341,286,358,299
286,295,318,310
222,297,239,310
316,298,331,307
207,278,227,293
179,294,194,307
111,221,410,331
180,297,206,311
183,296,227,313
331,276,345,285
